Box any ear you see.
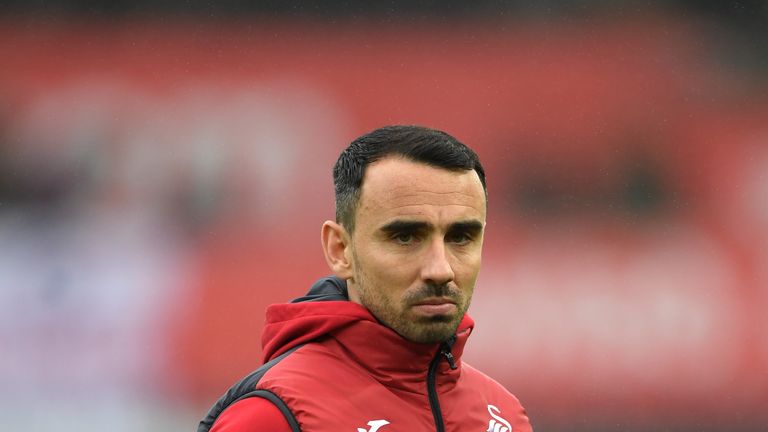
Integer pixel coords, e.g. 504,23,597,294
321,220,354,280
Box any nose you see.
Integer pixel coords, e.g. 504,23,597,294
420,238,455,286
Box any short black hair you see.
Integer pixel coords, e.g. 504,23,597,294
333,125,487,232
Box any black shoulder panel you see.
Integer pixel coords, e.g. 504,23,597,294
197,345,303,432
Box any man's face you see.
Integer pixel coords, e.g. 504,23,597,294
346,157,486,344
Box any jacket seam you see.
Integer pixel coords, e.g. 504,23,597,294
232,389,301,432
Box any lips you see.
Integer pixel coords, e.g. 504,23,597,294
411,298,457,316
413,297,456,306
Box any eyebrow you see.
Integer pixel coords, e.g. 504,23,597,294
379,220,431,235
447,220,484,234
378,219,484,235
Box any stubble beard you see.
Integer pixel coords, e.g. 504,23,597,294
352,255,472,344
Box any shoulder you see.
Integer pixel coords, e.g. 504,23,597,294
210,398,292,432
199,344,307,432
460,362,517,397
259,338,366,391
201,339,353,432
458,362,534,432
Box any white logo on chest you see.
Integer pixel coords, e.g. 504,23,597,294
357,419,390,432
486,404,512,432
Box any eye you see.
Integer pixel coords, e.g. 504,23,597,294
392,232,416,245
446,231,473,246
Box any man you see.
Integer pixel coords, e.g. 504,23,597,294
199,125,532,432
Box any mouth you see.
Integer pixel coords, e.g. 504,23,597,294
413,297,456,306
411,297,458,317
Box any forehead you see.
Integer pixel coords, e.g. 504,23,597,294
356,157,486,226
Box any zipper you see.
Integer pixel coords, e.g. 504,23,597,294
427,337,457,432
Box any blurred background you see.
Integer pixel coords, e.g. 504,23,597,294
1,1,767,431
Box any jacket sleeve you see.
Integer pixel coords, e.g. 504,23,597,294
209,398,293,432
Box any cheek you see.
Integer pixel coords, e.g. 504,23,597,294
373,257,418,288
357,249,420,295
452,253,482,284
452,257,480,301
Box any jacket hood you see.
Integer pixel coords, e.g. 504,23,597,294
261,276,474,363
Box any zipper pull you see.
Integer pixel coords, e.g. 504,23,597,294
441,346,457,370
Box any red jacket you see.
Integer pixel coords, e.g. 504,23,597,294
200,277,532,432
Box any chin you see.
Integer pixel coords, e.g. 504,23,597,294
404,320,461,344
